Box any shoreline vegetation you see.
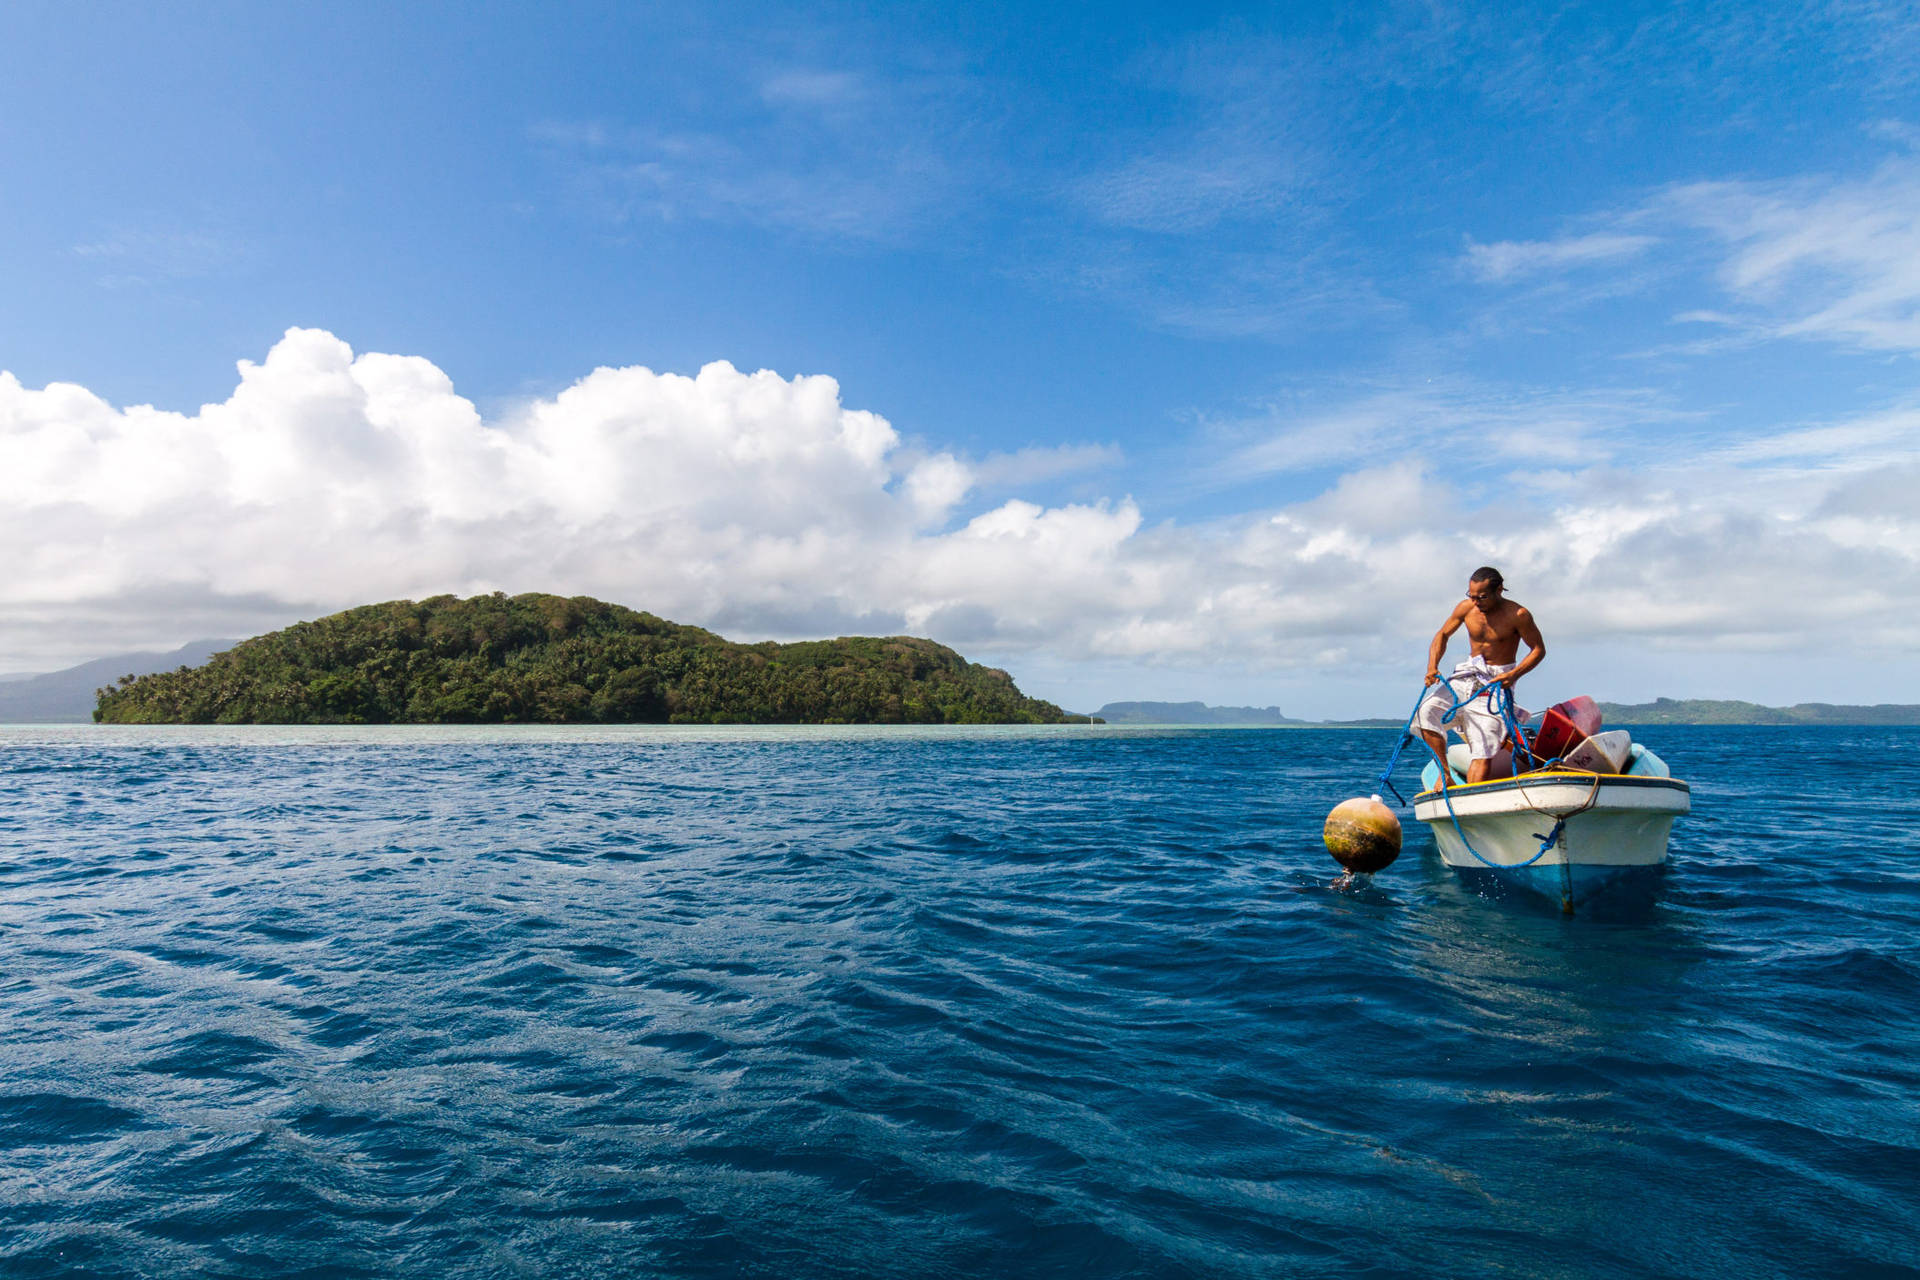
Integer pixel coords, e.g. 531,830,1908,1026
93,593,1086,726
40,601,1920,727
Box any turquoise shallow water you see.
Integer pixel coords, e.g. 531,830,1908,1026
0,724,1915,1278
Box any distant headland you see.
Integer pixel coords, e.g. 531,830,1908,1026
1595,698,1920,726
1091,698,1920,727
91,593,1084,726
1093,701,1304,725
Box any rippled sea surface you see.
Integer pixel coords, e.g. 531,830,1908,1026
1,724,1915,1279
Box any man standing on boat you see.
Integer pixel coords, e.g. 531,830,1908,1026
1416,567,1545,786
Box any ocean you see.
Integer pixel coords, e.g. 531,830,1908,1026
0,724,1914,1278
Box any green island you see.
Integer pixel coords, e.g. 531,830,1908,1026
93,593,1083,726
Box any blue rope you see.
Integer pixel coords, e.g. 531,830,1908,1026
1375,667,1564,872
1372,681,1438,805
1378,666,1534,793
1478,679,1548,774
1432,781,1561,871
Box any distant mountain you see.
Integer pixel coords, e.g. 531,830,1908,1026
0,640,236,723
1094,701,1303,725
1598,698,1920,725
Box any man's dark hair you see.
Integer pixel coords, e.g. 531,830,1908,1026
1469,566,1504,588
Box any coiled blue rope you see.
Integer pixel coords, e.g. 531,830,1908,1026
1375,665,1547,799
1375,667,1564,871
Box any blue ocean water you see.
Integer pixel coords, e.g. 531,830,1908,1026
0,723,1914,1279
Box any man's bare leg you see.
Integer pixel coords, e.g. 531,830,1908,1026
1466,756,1493,784
1419,729,1451,788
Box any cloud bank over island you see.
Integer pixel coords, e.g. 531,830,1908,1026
3,327,1916,709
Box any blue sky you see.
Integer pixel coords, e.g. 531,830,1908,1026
3,1,1917,714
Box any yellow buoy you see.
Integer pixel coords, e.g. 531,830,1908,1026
1323,794,1402,873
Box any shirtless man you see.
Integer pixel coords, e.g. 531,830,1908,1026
1415,567,1545,786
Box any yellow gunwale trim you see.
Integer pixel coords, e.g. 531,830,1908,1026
1411,770,1690,803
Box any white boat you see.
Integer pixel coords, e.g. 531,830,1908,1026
1413,743,1689,913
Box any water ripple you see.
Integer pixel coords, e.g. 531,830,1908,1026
0,724,1914,1277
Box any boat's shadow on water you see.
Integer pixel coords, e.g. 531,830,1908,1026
1292,840,1671,923
1447,861,1670,922
1401,839,1711,999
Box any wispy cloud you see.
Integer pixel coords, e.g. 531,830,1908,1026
1070,35,1331,235
1459,150,1920,356
1707,402,1920,467
1014,29,1398,336
760,69,865,109
1197,382,1689,486
971,443,1123,489
1658,157,1920,352
534,123,956,242
529,61,980,243
1462,232,1656,282
1826,0,1920,93
71,226,245,289
1014,233,1400,342
1078,149,1310,235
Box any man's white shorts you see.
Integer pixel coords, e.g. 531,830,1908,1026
1416,656,1525,760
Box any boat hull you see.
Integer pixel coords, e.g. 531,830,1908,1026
1412,773,1690,912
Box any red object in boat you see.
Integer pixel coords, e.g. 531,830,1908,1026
1532,696,1602,760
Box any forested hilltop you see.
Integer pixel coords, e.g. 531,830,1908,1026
93,593,1078,725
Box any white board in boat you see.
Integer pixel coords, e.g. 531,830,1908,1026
1564,729,1633,774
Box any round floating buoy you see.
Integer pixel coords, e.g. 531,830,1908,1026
1323,794,1402,873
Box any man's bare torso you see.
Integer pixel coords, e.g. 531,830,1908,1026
1461,598,1529,666
1421,574,1546,782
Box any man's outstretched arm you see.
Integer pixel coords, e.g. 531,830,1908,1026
1425,602,1470,685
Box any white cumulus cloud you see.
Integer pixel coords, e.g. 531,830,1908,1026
3,329,1919,709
